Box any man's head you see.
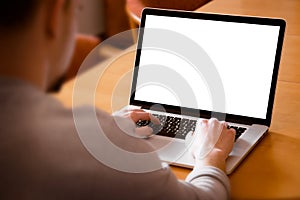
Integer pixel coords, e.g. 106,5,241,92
0,0,41,29
0,0,80,91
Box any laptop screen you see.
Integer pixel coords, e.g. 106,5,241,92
131,9,285,125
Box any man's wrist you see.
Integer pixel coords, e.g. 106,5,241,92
194,149,227,172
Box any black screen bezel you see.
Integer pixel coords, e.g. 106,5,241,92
129,8,286,126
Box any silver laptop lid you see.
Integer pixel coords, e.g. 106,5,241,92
130,8,286,126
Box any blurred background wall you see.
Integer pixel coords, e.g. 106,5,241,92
78,0,130,38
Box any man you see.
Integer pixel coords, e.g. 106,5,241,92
0,0,235,199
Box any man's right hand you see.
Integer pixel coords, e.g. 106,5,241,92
189,118,236,172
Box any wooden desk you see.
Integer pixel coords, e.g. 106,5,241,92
54,1,300,199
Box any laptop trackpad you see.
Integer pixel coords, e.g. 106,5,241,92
147,136,194,166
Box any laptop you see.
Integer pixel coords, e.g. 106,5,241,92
116,8,286,174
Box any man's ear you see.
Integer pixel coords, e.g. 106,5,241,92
46,0,65,38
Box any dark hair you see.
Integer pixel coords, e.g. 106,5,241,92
0,0,41,29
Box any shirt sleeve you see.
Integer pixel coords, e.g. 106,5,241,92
185,166,231,200
144,164,231,200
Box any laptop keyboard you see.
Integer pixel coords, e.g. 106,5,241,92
136,114,197,139
227,125,247,141
136,114,246,141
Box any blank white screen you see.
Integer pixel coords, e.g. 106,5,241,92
134,15,280,119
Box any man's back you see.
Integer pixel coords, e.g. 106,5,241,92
0,77,163,199
0,77,231,199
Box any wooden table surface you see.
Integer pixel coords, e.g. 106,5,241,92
54,0,300,199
